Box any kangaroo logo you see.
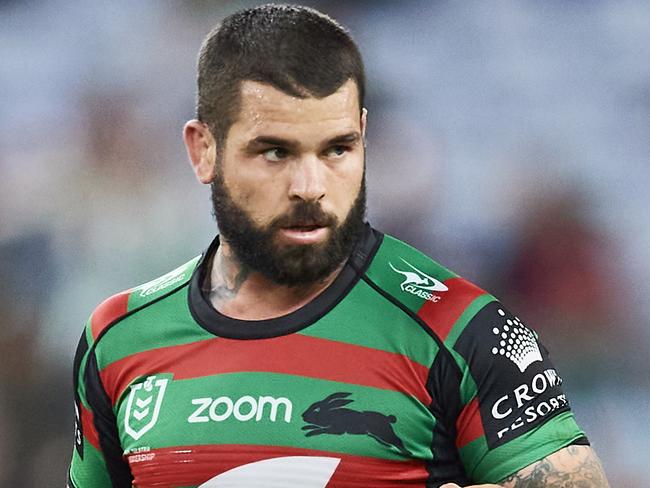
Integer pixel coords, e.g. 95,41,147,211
302,392,411,456
389,258,448,303
124,375,169,440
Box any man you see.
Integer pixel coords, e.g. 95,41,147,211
68,4,610,487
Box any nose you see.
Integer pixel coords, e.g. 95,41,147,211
288,156,326,202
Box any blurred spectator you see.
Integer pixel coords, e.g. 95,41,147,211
0,234,70,485
497,190,635,382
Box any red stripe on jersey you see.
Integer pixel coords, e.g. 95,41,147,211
127,443,428,487
417,277,485,341
90,290,131,340
80,403,100,451
101,334,431,405
455,397,484,448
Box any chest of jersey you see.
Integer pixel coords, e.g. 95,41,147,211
104,298,439,487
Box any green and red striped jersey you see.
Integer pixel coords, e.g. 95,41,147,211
68,225,586,487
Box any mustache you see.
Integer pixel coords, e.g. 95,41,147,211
271,201,337,229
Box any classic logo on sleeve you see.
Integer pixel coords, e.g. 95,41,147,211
454,302,570,448
138,271,187,297
124,375,170,440
389,258,448,302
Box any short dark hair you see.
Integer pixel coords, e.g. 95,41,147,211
196,4,365,147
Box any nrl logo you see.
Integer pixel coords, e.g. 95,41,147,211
389,258,448,302
124,375,169,440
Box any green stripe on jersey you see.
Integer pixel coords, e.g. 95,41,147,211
69,442,112,487
299,279,439,367
96,286,214,367
453,353,479,407
444,294,496,349
365,235,457,312
84,318,94,349
127,256,201,311
118,373,435,462
459,410,586,483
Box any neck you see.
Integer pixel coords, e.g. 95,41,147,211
204,239,344,320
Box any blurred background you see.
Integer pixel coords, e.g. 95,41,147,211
1,0,648,485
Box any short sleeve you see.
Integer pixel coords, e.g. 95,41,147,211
449,300,587,483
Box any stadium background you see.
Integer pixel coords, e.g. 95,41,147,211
1,0,648,485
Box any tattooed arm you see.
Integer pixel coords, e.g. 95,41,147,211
441,445,609,488
500,444,609,487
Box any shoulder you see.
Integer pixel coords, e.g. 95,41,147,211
364,232,495,345
361,232,588,482
83,254,202,346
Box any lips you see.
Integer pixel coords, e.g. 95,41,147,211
284,219,327,228
277,224,330,245
282,220,328,232
285,224,322,231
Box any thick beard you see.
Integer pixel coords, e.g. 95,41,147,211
210,172,367,286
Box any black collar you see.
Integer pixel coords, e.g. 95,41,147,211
188,223,383,339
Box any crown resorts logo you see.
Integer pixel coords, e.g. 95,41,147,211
389,258,448,303
491,308,542,373
124,375,170,440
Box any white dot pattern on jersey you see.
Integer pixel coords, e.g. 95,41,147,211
491,309,543,372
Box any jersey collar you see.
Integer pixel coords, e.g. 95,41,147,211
188,223,382,339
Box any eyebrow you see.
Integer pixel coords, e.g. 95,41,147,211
327,132,361,145
245,132,361,151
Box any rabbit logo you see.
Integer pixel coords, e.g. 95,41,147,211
302,392,411,456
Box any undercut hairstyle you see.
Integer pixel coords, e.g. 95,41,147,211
196,4,365,148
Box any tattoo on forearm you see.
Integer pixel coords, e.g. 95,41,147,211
501,446,609,488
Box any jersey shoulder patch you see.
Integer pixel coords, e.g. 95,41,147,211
88,255,201,342
453,300,571,448
365,234,456,306
364,234,491,342
128,255,200,309
89,289,132,341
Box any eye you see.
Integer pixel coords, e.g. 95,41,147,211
263,147,289,162
325,145,349,158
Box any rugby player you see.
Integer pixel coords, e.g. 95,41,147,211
68,4,610,487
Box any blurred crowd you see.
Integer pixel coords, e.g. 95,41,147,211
1,1,648,486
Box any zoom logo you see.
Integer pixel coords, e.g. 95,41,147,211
187,395,293,424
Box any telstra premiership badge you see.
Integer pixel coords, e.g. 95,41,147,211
124,375,169,440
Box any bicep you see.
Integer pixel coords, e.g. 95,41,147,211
500,445,610,487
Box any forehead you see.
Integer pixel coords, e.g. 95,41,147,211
229,79,361,141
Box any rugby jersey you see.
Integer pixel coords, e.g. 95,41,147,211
68,224,586,487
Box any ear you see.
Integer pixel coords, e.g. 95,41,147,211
327,398,354,409
324,392,352,402
183,119,217,184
